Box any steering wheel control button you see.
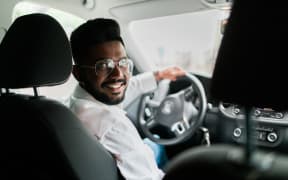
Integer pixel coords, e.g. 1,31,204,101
144,108,152,118
267,132,278,143
233,128,242,138
257,131,267,141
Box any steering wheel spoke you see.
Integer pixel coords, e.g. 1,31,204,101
144,117,157,129
171,121,188,137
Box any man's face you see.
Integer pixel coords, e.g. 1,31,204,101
77,41,131,105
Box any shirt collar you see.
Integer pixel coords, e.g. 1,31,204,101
72,84,124,110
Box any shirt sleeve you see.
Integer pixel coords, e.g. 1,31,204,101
123,72,158,108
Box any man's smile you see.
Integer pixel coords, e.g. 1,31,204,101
102,79,127,94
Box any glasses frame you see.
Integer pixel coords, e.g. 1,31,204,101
76,58,134,77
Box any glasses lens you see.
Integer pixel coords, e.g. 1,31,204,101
119,58,133,74
95,59,114,75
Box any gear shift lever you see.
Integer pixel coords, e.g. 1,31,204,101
200,127,210,146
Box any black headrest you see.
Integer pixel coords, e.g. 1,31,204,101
210,1,288,111
0,13,72,88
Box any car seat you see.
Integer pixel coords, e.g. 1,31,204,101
0,13,119,180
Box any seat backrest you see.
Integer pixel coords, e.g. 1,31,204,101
0,13,119,180
164,144,288,180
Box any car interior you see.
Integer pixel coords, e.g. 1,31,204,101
1,0,288,179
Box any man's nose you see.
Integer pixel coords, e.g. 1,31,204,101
109,65,123,77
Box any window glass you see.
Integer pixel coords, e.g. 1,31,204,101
129,9,230,77
12,1,85,100
13,2,84,37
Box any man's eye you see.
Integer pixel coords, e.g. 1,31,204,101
119,59,128,67
96,63,108,70
107,61,115,68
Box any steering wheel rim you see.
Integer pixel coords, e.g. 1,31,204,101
138,72,207,145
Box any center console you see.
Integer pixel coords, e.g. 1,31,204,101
218,103,288,151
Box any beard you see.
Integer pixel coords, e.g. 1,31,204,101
93,89,126,105
82,81,127,105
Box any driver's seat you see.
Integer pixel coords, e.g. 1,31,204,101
0,13,119,180
163,0,288,179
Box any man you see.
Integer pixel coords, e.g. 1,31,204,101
67,18,185,180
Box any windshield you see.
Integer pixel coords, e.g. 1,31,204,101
129,9,230,77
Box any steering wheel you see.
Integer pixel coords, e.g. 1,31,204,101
138,72,207,145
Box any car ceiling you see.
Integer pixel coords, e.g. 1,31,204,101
26,0,207,21
0,0,210,42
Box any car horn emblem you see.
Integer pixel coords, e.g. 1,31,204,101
161,100,174,115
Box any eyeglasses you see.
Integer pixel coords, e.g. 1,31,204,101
77,58,133,77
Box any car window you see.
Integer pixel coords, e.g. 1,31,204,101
11,1,85,100
128,9,230,77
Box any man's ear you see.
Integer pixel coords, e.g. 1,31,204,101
72,65,81,81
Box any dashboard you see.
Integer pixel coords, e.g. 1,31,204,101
216,102,288,153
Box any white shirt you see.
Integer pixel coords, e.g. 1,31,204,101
67,72,165,180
